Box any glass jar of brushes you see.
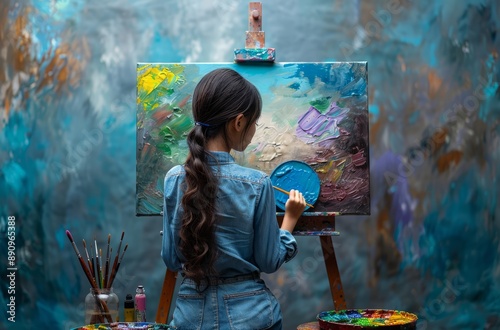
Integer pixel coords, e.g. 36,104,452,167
85,287,119,324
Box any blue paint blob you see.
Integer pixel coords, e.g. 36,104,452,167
270,161,320,211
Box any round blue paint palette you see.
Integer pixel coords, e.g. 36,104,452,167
270,160,320,211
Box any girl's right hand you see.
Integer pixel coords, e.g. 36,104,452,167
281,189,306,233
285,189,307,219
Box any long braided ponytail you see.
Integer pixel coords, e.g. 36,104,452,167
179,68,262,286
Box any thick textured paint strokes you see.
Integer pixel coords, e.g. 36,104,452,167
234,48,276,62
136,62,370,216
270,161,321,211
1,1,499,330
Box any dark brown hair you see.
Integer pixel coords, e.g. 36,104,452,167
180,68,261,286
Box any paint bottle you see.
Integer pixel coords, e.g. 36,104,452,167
124,294,135,322
135,285,147,322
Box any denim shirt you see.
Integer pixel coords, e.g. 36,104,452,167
162,151,298,276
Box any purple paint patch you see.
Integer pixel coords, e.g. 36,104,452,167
296,102,350,144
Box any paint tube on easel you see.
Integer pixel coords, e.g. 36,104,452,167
135,285,147,322
124,294,135,322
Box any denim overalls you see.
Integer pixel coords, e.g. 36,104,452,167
162,152,298,330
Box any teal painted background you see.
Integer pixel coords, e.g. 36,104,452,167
1,0,499,329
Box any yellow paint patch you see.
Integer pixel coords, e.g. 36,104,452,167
137,65,184,97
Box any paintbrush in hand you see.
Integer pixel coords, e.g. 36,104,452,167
273,186,314,208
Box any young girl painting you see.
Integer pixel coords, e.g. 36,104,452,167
162,68,306,330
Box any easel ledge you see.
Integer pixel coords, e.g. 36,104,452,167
156,215,346,324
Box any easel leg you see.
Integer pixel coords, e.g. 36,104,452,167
155,269,177,323
320,236,347,310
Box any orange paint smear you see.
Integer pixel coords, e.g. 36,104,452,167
177,94,191,108
36,39,89,95
1,4,89,120
429,128,448,156
436,150,463,173
427,70,443,99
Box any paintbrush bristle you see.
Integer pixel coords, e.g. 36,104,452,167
66,230,74,242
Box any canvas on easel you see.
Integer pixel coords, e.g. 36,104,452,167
136,61,370,224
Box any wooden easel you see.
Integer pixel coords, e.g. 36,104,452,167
156,2,346,323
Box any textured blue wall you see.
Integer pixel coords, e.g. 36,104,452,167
1,0,499,329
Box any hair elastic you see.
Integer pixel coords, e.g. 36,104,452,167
195,121,211,127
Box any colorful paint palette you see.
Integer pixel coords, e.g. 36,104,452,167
71,323,174,330
317,309,418,329
270,160,320,211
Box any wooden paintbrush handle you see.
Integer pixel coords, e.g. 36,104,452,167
273,186,314,208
